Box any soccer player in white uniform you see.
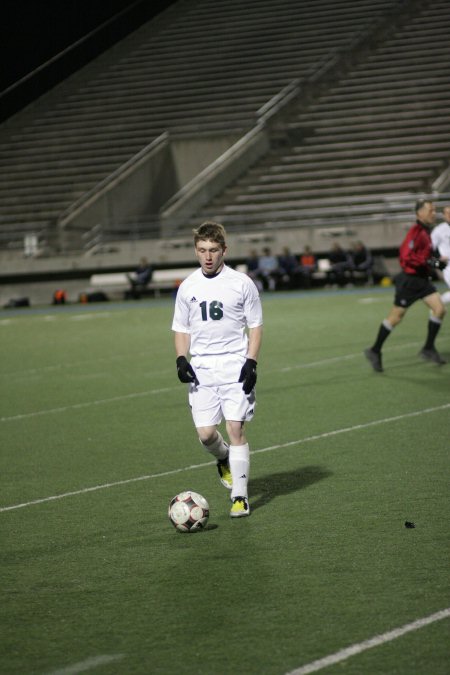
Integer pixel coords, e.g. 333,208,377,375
431,205,450,305
172,221,263,518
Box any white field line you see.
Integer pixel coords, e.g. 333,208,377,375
278,339,445,372
2,339,445,422
45,653,124,675
0,349,153,378
1,402,449,514
0,337,439,381
285,607,450,675
0,387,175,422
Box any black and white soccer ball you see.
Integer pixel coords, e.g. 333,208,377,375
168,490,210,532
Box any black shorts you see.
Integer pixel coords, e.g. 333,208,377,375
394,272,437,308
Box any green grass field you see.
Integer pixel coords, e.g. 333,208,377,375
1,287,449,675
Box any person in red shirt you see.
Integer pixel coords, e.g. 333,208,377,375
364,199,446,372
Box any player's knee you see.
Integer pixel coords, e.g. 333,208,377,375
431,300,447,321
387,306,406,326
388,313,403,327
225,421,246,446
436,304,446,320
197,427,217,446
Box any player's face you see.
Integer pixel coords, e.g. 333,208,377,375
417,202,436,226
195,239,227,275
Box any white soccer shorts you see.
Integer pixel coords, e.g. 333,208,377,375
188,354,256,427
189,381,256,427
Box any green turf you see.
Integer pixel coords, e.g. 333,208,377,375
1,288,449,675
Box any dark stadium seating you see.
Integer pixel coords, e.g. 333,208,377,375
0,0,449,255
191,0,450,233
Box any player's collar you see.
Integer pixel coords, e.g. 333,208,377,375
202,263,226,278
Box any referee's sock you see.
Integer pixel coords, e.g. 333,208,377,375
371,320,393,352
424,316,442,350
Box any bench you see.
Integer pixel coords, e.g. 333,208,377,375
88,268,196,299
311,258,381,286
312,258,331,280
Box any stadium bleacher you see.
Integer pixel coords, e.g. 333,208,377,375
0,0,449,269
190,0,450,234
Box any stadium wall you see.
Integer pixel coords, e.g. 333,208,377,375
57,131,243,251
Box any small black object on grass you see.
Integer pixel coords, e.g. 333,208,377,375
405,521,416,528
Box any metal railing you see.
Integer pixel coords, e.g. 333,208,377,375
2,0,443,259
57,132,169,229
75,190,450,242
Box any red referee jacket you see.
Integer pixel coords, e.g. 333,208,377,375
399,221,432,276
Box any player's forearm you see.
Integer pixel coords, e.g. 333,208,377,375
174,331,191,358
247,325,263,361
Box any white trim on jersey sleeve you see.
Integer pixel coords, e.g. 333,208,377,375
171,294,190,333
171,268,202,333
242,274,263,328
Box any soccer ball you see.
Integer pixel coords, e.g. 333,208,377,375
168,491,209,533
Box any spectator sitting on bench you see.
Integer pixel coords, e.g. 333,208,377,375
245,249,263,292
127,257,153,298
349,241,374,285
257,247,280,291
327,242,352,287
278,246,300,289
298,245,317,288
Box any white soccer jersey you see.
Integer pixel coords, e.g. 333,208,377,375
172,264,263,358
431,221,450,258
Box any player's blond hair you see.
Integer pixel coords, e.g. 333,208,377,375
193,221,226,249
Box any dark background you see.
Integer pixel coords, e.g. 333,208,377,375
1,0,175,92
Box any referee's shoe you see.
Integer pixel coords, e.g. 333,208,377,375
419,347,447,365
364,347,383,372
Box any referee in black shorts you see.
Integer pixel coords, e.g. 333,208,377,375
364,199,447,372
